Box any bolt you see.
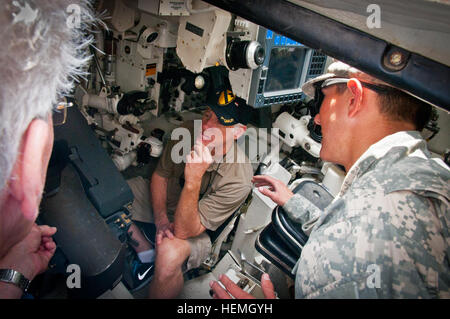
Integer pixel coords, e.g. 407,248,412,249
304,143,311,150
389,52,403,66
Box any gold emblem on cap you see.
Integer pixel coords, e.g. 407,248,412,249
218,89,236,106
220,116,234,124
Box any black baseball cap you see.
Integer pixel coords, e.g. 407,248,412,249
209,96,250,126
204,65,250,126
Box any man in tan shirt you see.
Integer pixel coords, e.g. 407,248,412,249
127,100,253,298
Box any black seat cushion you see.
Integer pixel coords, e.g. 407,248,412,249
256,180,334,277
272,206,309,253
272,180,334,253
255,223,298,278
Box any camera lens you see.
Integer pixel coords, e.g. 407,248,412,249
226,40,265,70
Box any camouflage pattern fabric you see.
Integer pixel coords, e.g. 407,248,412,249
283,131,450,298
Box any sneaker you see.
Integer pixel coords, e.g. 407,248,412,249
124,254,155,292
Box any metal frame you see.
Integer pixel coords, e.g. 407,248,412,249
204,0,450,111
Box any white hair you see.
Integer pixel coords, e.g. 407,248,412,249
0,0,96,190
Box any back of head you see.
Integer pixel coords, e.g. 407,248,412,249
0,0,95,191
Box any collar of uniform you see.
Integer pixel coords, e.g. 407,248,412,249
207,162,226,177
336,130,424,198
206,142,243,176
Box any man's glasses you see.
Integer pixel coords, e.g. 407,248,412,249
310,77,394,117
52,100,73,126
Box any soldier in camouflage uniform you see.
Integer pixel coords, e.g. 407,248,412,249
210,62,449,299
284,130,449,298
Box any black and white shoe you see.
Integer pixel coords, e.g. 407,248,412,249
124,255,155,292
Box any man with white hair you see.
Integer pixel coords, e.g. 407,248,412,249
211,61,450,299
0,0,93,298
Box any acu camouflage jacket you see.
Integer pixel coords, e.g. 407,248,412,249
283,131,449,298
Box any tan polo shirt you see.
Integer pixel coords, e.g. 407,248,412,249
155,121,253,231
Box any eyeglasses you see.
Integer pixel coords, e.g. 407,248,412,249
310,77,394,117
321,78,393,94
52,100,73,126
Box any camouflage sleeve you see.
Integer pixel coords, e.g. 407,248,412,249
282,194,322,236
297,189,449,299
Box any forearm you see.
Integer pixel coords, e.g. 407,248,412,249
150,172,169,225
282,194,322,236
174,181,205,239
0,282,23,299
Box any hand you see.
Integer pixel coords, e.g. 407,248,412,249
209,273,276,299
155,219,174,244
0,224,57,280
252,175,294,206
184,142,213,185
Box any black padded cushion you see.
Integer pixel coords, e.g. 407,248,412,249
272,207,309,253
272,180,334,253
255,223,298,278
256,180,334,277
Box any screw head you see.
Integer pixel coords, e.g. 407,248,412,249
389,52,404,66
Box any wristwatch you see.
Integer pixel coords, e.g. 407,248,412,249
0,269,31,292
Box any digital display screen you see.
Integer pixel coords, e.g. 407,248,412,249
265,47,306,92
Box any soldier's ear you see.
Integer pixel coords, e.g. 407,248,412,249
346,78,363,118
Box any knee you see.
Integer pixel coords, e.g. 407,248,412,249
155,237,190,275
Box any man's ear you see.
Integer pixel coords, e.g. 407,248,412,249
8,117,53,221
346,78,364,118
